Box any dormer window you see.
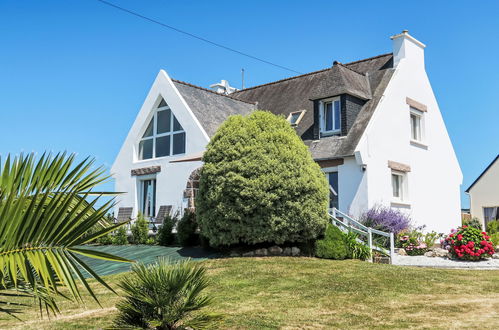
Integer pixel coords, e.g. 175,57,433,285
138,99,186,160
320,98,341,135
287,110,306,126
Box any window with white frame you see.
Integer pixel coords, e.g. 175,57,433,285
287,110,305,126
138,99,186,160
320,98,341,135
484,207,499,228
139,178,156,218
391,171,406,202
410,108,424,143
325,171,339,210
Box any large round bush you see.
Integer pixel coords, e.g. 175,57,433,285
196,111,329,246
446,226,494,261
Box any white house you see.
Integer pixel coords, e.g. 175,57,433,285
111,31,462,233
466,155,499,229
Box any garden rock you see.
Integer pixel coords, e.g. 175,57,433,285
291,247,300,256
229,251,241,257
283,247,292,256
242,251,255,257
424,248,448,258
268,246,283,255
254,248,268,257
398,249,407,256
493,253,499,259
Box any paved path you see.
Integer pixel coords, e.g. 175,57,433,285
77,245,220,276
392,254,499,269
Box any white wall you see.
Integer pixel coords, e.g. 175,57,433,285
469,160,499,227
355,33,462,233
111,70,209,218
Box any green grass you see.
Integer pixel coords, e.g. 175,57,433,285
2,257,499,329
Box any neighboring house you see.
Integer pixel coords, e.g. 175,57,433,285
466,155,499,228
111,31,462,233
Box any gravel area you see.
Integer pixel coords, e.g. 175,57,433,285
392,254,499,269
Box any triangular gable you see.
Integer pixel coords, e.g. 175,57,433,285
111,70,210,173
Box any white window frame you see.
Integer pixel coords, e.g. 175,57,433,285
138,176,156,219
319,97,341,136
391,170,408,203
138,102,186,161
322,167,339,211
409,107,425,144
287,110,306,126
390,170,409,204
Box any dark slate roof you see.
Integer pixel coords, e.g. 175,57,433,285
465,154,499,193
172,80,256,137
232,53,394,159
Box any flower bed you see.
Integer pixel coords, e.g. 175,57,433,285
444,226,494,261
398,228,440,256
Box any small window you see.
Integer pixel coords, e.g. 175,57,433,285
287,110,305,126
410,108,424,143
391,171,406,202
321,98,341,135
325,171,339,210
138,98,186,160
484,207,499,228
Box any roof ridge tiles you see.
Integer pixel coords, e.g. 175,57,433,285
232,53,392,94
171,79,257,105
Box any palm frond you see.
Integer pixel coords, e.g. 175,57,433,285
0,152,132,316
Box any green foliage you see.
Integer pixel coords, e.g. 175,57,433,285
131,213,149,244
446,226,494,260
490,233,499,247
157,213,177,246
0,152,131,316
97,233,113,245
114,258,218,329
315,224,348,260
177,210,199,247
111,226,128,245
486,220,499,234
197,111,329,246
463,217,482,230
344,232,371,261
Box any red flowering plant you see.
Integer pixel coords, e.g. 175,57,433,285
445,226,495,261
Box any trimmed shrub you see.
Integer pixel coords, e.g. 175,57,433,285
177,210,199,247
463,217,482,230
445,226,494,260
97,233,113,245
315,224,348,260
197,111,329,246
486,220,499,234
361,205,411,234
113,226,128,245
157,213,176,246
131,213,149,244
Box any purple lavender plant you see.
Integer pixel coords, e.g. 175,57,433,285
361,205,411,234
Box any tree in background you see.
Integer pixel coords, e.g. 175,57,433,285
196,111,329,246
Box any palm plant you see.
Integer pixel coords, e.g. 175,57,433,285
114,258,217,329
0,152,130,317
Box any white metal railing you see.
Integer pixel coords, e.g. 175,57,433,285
330,208,395,263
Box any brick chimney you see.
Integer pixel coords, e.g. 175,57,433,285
391,30,426,68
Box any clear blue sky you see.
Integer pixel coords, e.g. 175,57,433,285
1,0,498,208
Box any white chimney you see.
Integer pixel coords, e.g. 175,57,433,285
209,79,238,95
390,30,426,68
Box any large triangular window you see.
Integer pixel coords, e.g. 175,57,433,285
138,99,186,160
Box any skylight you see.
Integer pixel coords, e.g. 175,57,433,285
287,110,305,126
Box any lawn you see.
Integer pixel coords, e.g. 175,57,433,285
2,257,499,329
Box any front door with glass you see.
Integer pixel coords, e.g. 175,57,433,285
140,179,156,218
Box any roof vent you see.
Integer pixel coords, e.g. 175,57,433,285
209,80,238,95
